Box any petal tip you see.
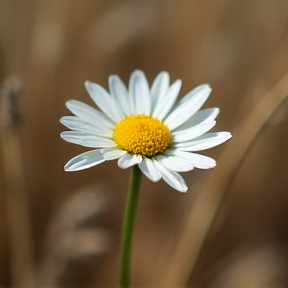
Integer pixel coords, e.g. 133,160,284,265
84,81,95,92
226,132,232,140
65,100,74,108
175,79,182,86
64,165,72,171
179,186,188,193
201,83,212,90
133,69,143,75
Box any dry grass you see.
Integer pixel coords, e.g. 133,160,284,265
1,0,288,287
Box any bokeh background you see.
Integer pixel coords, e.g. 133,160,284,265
1,0,288,287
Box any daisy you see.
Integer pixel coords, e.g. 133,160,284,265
60,70,231,192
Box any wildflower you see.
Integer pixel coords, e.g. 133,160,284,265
60,70,231,192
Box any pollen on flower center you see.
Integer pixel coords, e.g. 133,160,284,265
114,115,172,157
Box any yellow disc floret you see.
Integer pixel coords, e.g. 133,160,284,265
114,115,172,157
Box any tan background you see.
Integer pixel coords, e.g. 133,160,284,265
1,0,288,287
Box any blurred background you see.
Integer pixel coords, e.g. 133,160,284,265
1,0,288,287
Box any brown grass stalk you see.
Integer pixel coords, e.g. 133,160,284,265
1,127,34,287
159,72,288,287
1,77,34,287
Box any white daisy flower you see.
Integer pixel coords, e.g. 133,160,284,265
60,70,231,192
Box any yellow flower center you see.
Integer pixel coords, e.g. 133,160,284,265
114,115,172,157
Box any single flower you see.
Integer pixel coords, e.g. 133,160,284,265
60,70,231,192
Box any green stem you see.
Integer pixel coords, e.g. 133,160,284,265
119,165,142,288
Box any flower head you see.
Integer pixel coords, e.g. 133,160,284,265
60,70,231,192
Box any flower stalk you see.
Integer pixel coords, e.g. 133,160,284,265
119,165,142,288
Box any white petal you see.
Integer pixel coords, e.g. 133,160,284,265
85,81,124,123
179,84,211,105
174,108,220,131
60,131,116,148
185,153,216,169
156,155,194,172
166,149,216,169
150,72,170,113
109,75,131,116
64,150,105,171
154,161,188,192
171,132,232,151
152,80,182,121
138,158,161,182
172,121,216,143
164,84,212,130
129,70,151,115
60,116,113,137
66,100,114,129
118,154,142,169
102,148,127,160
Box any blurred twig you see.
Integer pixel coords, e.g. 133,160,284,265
159,72,288,287
0,76,21,127
0,76,34,287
